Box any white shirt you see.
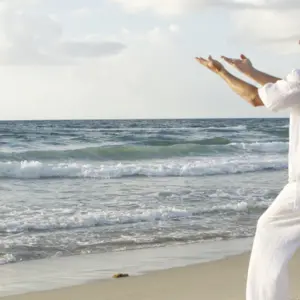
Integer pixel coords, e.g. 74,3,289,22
258,69,300,207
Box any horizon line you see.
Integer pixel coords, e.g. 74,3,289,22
0,116,289,122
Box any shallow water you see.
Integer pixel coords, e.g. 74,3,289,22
0,118,289,265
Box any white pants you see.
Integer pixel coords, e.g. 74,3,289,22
246,182,300,300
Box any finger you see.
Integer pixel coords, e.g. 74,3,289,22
195,57,208,65
221,56,233,64
195,57,207,63
224,58,236,66
208,55,219,65
240,54,247,60
221,56,231,60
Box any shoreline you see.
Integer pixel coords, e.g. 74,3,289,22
0,238,253,297
3,250,300,300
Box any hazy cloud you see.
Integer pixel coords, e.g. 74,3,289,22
230,8,300,54
110,0,300,15
0,1,126,65
109,0,300,54
168,24,180,33
59,41,126,58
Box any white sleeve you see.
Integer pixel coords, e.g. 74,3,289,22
258,69,300,112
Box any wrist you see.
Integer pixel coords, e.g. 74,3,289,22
244,67,257,78
218,68,229,78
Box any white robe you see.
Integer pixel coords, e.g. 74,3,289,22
246,69,300,300
259,69,300,207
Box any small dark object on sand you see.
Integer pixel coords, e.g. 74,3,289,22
113,273,129,278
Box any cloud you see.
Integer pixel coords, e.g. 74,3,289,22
0,1,126,65
110,0,300,15
109,0,300,54
169,24,180,33
229,8,300,54
59,40,126,58
0,26,203,120
110,0,205,15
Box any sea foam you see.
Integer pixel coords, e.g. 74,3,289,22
0,157,287,179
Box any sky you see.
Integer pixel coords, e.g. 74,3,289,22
0,0,299,120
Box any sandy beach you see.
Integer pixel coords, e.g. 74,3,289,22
2,250,300,300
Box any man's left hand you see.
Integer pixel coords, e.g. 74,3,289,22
195,55,224,74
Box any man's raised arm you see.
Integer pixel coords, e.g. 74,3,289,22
195,56,264,107
245,67,281,86
218,68,263,107
196,55,300,112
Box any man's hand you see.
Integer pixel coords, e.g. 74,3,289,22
195,55,224,74
221,54,253,76
221,54,280,85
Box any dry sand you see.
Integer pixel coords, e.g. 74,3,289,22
2,251,300,300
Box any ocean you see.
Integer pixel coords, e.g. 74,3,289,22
0,118,289,267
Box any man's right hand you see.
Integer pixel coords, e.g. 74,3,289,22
222,54,280,85
221,54,254,76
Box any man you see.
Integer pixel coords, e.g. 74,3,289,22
196,54,300,300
